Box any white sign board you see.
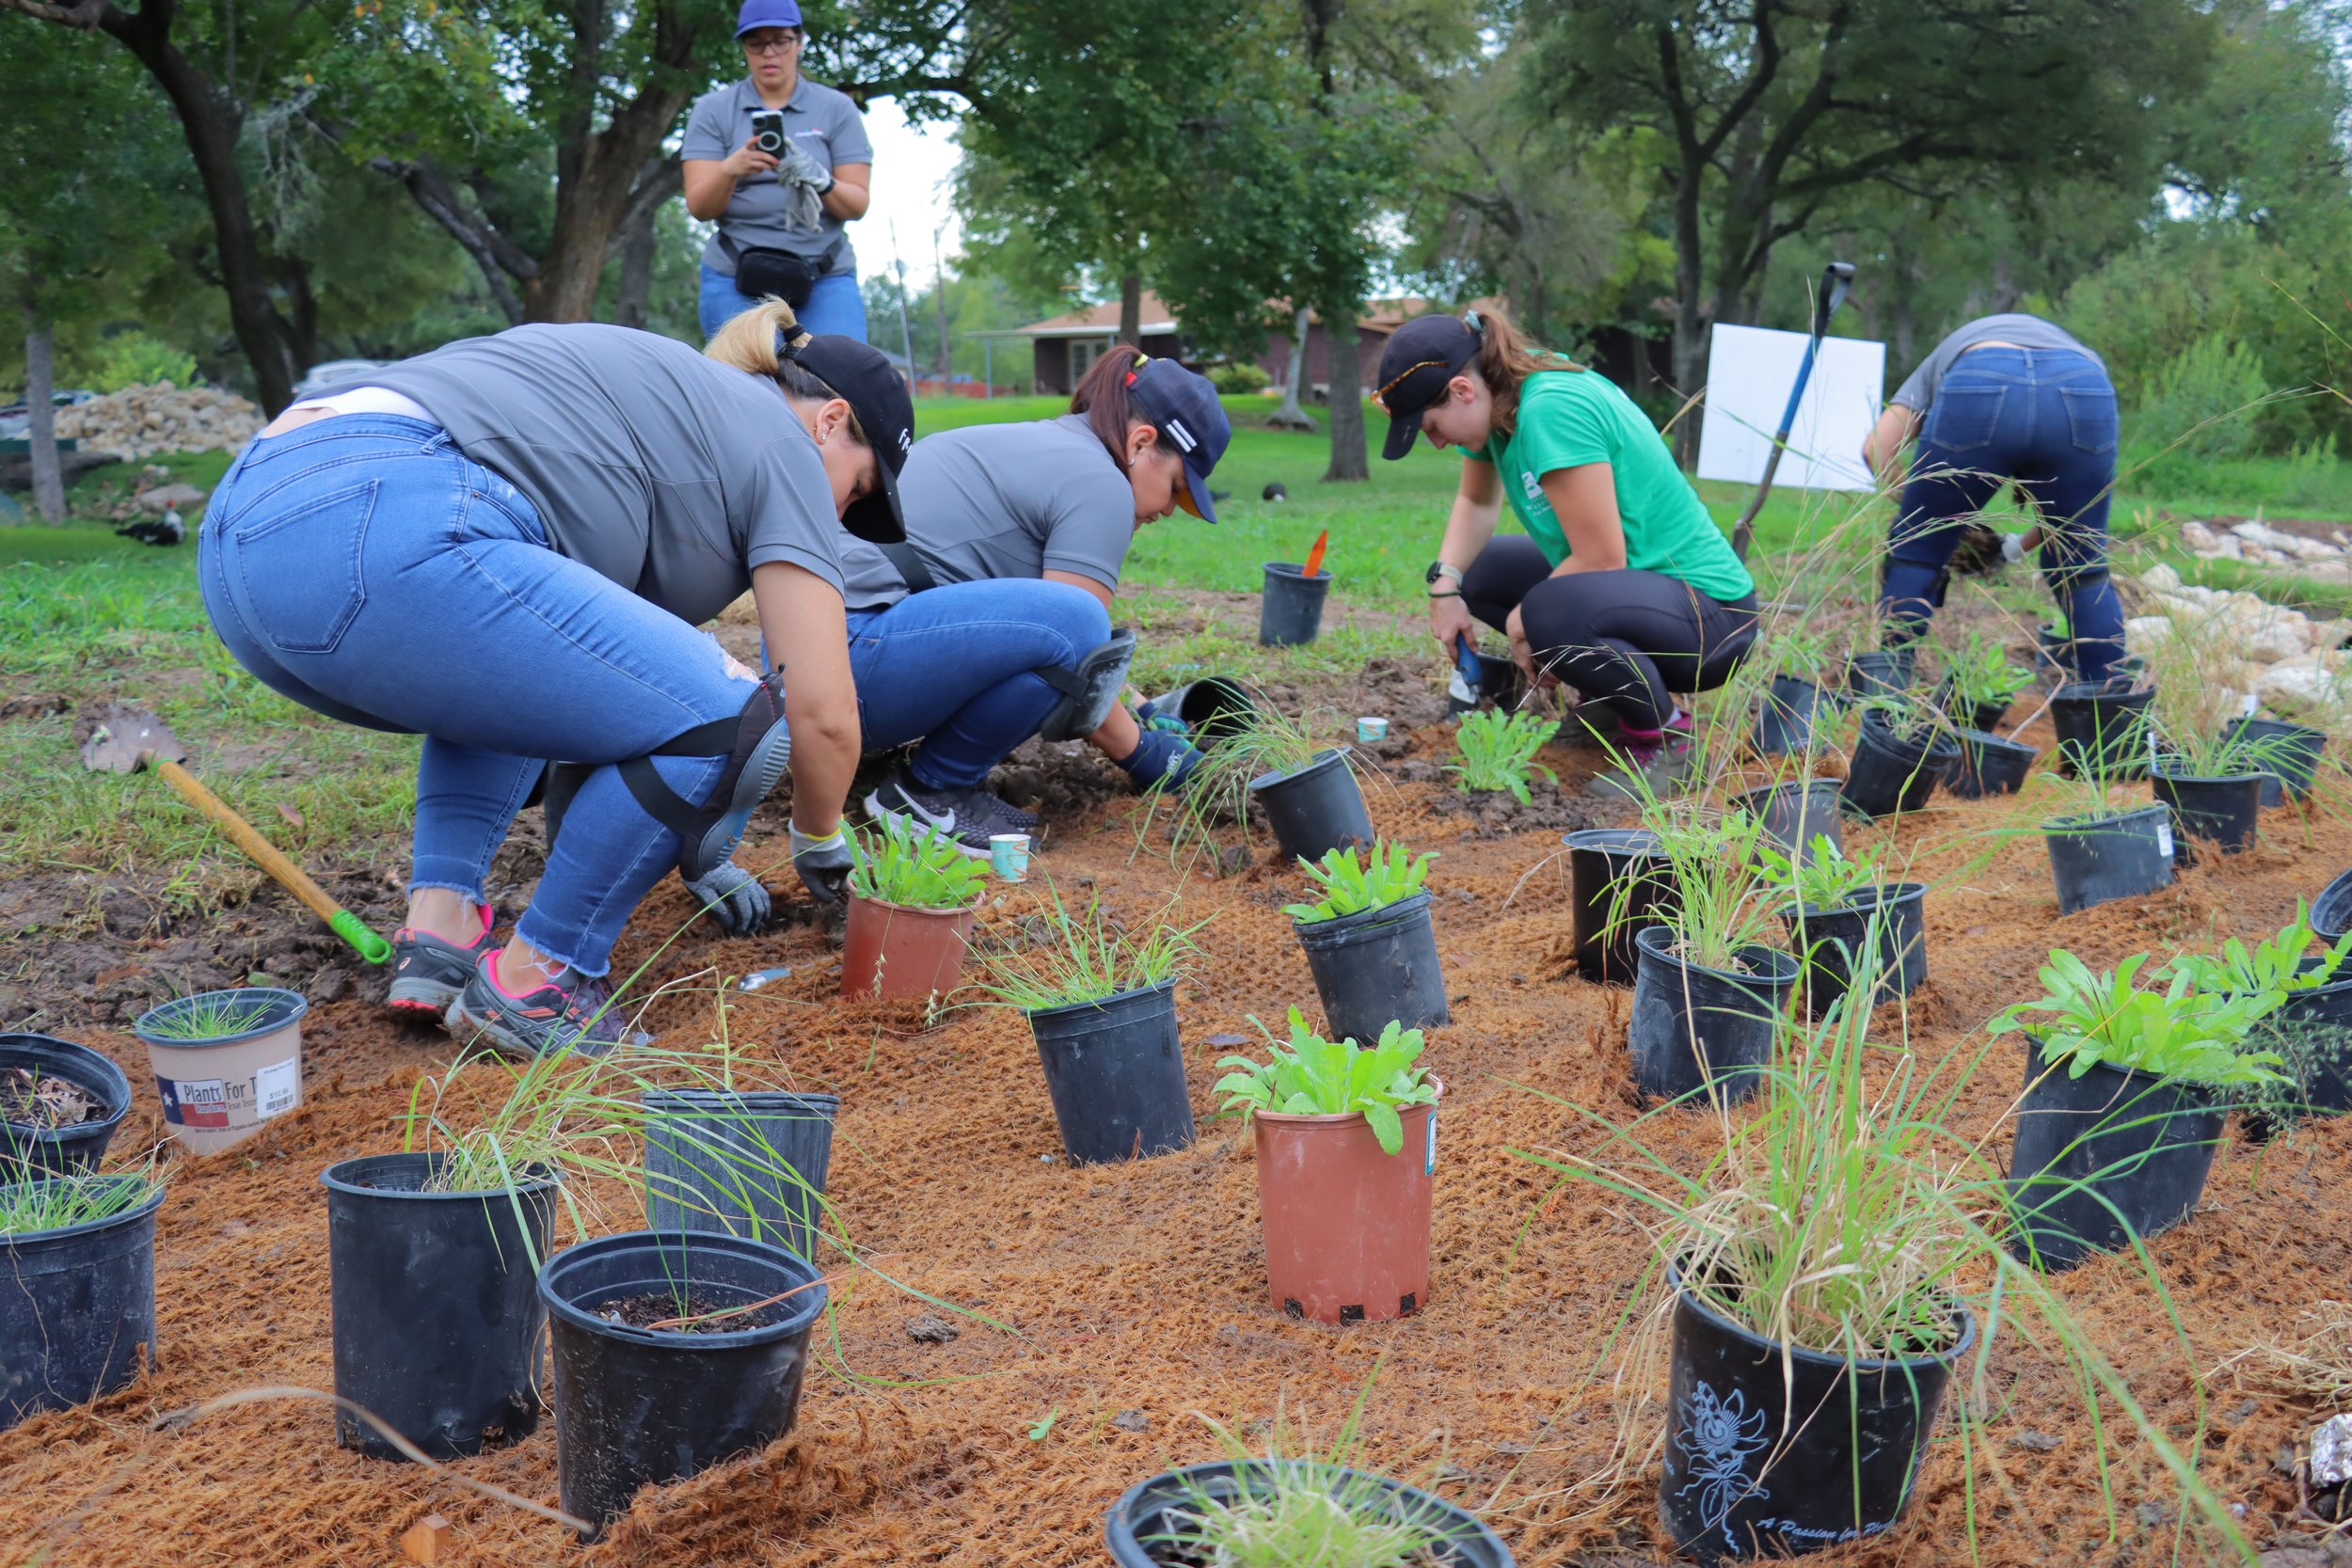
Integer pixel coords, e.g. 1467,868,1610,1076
1694,324,1886,494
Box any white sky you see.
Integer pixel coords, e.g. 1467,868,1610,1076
856,100,965,291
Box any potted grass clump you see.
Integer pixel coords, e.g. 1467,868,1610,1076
0,1033,132,1176
1730,773,1842,864
1841,691,1959,821
2038,757,2175,915
1937,629,2033,735
1995,950,2282,1272
1216,1011,1439,1324
1564,828,1677,986
1755,629,1835,757
1842,624,1915,702
130,986,308,1154
841,816,990,1000
2171,906,2352,1136
1756,835,1927,1012
2137,624,2276,854
974,888,1203,1164
2050,674,2155,780
1166,695,1373,869
1622,806,1795,1105
1446,709,1560,802
1286,841,1449,1046
2224,711,2328,806
0,1164,166,1432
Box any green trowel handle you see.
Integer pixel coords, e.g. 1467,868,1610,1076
331,910,395,966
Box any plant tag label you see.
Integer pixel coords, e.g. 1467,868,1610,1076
1424,1113,1438,1176
2154,820,2174,859
2242,693,2260,718
156,1074,231,1129
253,1057,300,1118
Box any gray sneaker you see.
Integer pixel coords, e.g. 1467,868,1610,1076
863,772,1038,858
444,955,649,1059
385,907,497,1019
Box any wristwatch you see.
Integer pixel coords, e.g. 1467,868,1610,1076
1424,561,1464,591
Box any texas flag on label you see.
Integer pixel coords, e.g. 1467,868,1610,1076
156,1074,231,1129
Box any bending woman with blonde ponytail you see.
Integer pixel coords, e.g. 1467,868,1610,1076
1374,304,1758,798
197,304,913,1054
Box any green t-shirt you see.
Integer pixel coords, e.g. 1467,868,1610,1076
1471,368,1754,602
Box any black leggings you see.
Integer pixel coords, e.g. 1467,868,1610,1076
1460,537,1759,730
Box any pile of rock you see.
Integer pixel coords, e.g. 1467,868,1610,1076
2180,517,2352,580
2127,564,2352,720
55,382,263,462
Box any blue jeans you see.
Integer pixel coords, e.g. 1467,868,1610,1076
698,261,867,342
847,581,1111,789
198,415,763,976
1880,346,2126,680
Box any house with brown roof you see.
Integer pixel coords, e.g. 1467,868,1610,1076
991,293,1430,397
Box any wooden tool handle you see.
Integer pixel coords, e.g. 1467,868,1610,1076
155,759,342,927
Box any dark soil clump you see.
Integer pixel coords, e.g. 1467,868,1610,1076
595,1290,792,1335
1426,783,1607,841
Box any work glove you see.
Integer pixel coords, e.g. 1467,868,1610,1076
790,822,856,942
1947,521,2023,578
1115,727,1204,793
682,859,772,937
773,139,833,231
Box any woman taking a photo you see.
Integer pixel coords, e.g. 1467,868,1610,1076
1375,307,1758,795
199,307,911,1056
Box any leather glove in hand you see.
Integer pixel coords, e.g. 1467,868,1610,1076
683,859,772,937
790,823,856,939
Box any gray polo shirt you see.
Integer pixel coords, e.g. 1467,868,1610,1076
1890,314,2106,412
682,76,872,277
342,325,848,626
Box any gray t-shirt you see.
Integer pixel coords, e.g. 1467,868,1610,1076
834,416,1135,610
682,76,872,277
345,325,847,626
1890,314,2105,412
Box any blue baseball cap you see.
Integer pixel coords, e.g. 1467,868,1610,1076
735,0,801,37
1126,358,1231,523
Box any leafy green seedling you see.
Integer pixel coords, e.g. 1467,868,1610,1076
1282,841,1435,924
2164,901,2352,999
1026,1408,1058,1441
1754,835,1880,912
1446,709,1561,803
1214,1009,1437,1155
1993,949,2286,1087
848,816,989,911
1943,630,2033,712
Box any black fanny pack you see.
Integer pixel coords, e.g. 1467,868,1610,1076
722,233,840,310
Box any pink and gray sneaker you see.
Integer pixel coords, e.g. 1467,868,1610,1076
444,953,649,1059
385,904,498,1018
1585,710,1698,800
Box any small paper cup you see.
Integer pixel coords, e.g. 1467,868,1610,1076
1356,716,1391,743
989,833,1032,881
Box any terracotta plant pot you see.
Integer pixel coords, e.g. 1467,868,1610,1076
839,893,981,1001
1250,1081,1441,1324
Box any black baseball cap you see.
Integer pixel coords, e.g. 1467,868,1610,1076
1374,313,1482,461
792,334,914,543
1125,357,1231,523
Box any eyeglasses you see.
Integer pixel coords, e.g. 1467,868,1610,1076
743,31,802,53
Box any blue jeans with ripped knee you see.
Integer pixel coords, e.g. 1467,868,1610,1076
198,414,761,976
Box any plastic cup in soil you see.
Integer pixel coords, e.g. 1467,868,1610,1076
1258,562,1332,647
988,833,1031,882
1945,729,2038,799
1732,779,1843,864
1755,674,1823,757
1661,1261,1973,1567
2152,767,2262,858
1104,1460,1515,1568
2007,1037,2226,1273
2318,866,2352,942
1025,981,1196,1165
540,1229,827,1540
321,1152,558,1460
0,1034,131,1176
1840,712,1959,822
641,1089,838,1261
2223,716,2327,806
1787,882,1928,1013
839,892,981,1001
1356,716,1389,744
1565,829,1677,987
1629,929,1800,1106
1294,890,1451,1047
1247,749,1374,865
1251,1085,1439,1324
1844,647,1915,701
2042,804,2174,916
0,1174,165,1432
130,987,307,1155
2049,678,2154,780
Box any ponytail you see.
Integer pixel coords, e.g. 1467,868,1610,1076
1070,343,1179,467
1464,299,1581,436
706,297,867,440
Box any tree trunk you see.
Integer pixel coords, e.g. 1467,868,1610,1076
1668,164,1708,467
24,305,65,522
1269,306,1316,431
1321,307,1367,483
1119,269,1143,349
613,203,656,328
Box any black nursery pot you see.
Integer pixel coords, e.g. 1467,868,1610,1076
1933,677,2012,736
1629,928,1799,1105
2318,866,2352,942
2043,804,2174,916
643,1089,838,1262
2265,971,2352,1124
2050,678,2154,779
1026,982,1196,1164
321,1152,558,1461
1105,1461,1517,1567
1295,891,1451,1046
0,1033,132,1176
1565,829,1678,987
542,1230,828,1540
1840,712,1960,822
0,1174,165,1431
1945,729,2038,799
2036,622,2077,677
1661,1264,1973,1567
1788,882,1928,1013
1733,779,1843,864
2008,1037,2225,1273
2223,716,2327,807
1756,675,1825,756
2151,767,2262,858
1248,749,1373,864
1844,647,1915,701
1258,562,1333,646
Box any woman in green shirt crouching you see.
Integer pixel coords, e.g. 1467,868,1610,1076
1375,306,1759,793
